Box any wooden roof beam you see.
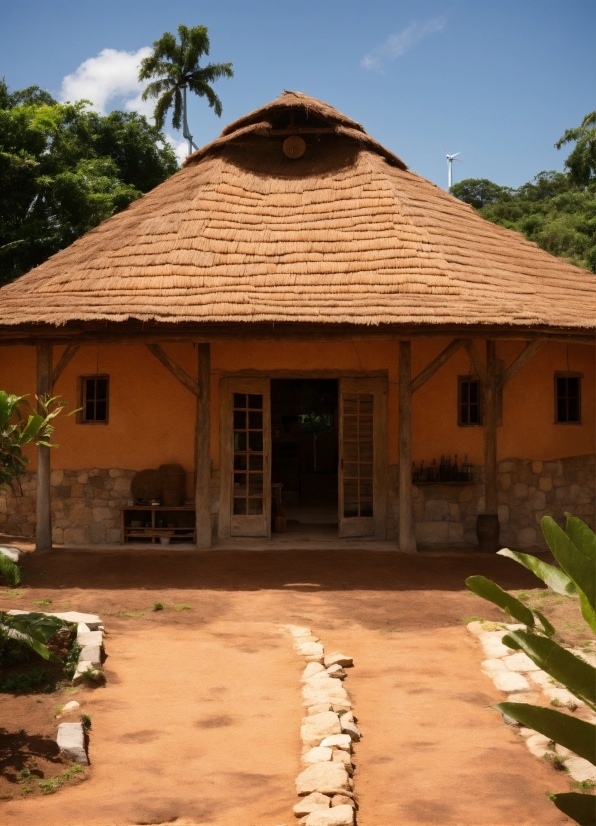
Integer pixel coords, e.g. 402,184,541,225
51,343,80,390
499,339,548,387
463,340,488,383
145,343,199,397
411,338,464,393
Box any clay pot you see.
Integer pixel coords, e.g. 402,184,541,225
476,514,500,552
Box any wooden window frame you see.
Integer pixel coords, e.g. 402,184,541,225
77,375,110,425
458,376,483,427
554,372,582,425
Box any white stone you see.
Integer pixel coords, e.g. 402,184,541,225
57,722,88,765
301,712,342,746
296,762,349,795
0,545,20,563
339,711,354,723
304,804,354,826
481,658,508,676
331,795,355,808
294,635,321,646
479,632,511,659
302,662,326,682
77,622,90,635
332,750,353,770
297,641,325,662
493,672,531,693
504,652,540,672
543,687,583,708
329,699,352,712
326,665,346,680
293,792,331,817
290,626,313,638
307,703,333,715
324,653,353,669
301,747,333,766
566,756,596,782
528,670,553,688
525,733,552,758
319,734,352,752
340,720,361,742
61,700,80,714
506,692,541,705
303,680,349,704
73,660,102,683
77,630,103,648
80,644,101,666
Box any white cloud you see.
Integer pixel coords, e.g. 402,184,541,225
59,47,153,116
166,134,190,164
361,17,445,71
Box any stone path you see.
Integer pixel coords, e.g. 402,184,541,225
467,620,596,783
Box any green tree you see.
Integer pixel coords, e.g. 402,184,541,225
449,178,512,210
139,24,233,155
555,111,596,188
0,80,178,285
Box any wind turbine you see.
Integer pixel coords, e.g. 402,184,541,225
442,143,464,189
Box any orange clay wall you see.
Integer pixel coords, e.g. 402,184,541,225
0,338,593,473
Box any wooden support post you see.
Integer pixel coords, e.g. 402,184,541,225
36,341,52,551
484,340,498,515
195,343,211,549
399,341,416,553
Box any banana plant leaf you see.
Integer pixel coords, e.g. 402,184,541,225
9,612,69,643
505,630,596,706
549,792,596,825
497,548,576,595
0,554,20,585
495,703,596,765
542,517,596,634
566,514,596,558
465,575,535,626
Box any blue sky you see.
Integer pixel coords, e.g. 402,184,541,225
1,0,594,188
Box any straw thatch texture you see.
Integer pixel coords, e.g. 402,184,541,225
0,91,595,331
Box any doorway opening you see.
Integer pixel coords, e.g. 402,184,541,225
270,379,338,535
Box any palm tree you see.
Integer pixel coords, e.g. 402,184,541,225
139,25,233,156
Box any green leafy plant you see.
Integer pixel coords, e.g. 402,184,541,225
80,713,92,730
0,611,70,664
466,514,596,825
152,602,164,611
64,640,81,680
0,391,77,491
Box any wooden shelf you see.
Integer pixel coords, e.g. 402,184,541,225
119,505,195,544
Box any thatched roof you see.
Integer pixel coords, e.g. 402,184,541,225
0,90,595,332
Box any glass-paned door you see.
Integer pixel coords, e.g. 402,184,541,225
339,378,387,538
219,378,271,538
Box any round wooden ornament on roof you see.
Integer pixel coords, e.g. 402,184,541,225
283,135,306,159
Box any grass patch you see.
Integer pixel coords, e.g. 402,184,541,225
81,714,92,730
2,589,24,598
33,600,52,607
0,668,54,693
462,616,484,624
116,610,146,618
173,604,192,611
544,752,569,772
38,764,84,794
152,602,164,611
571,780,596,793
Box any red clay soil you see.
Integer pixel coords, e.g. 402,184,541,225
0,547,580,826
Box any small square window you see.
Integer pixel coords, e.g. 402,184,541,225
78,376,109,424
555,374,581,424
458,377,482,426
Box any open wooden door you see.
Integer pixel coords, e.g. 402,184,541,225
339,378,387,539
219,378,271,538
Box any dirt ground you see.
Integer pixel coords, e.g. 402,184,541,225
0,546,587,826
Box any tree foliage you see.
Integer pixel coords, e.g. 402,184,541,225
139,24,233,152
0,80,178,285
466,514,596,825
450,112,596,274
